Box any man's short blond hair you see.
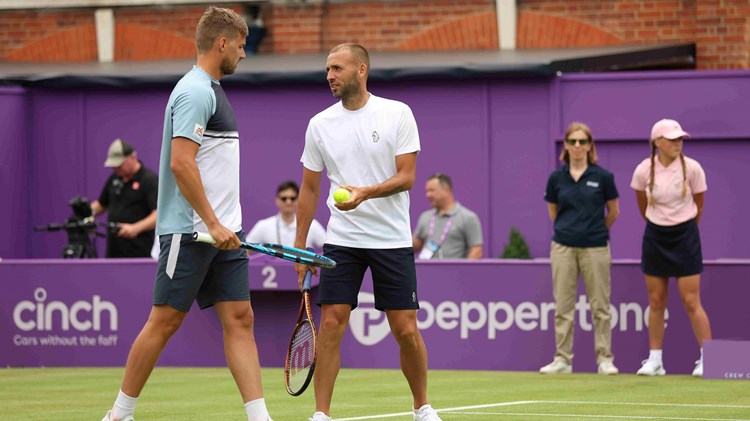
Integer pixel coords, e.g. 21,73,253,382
196,6,249,54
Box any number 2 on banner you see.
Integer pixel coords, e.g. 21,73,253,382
261,266,278,289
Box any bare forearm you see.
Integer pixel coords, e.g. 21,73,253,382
412,236,424,252
467,245,483,259
605,214,616,229
605,200,620,230
360,172,414,200
635,191,648,221
91,200,105,216
172,159,219,228
295,169,322,250
134,210,157,233
295,191,318,249
694,193,704,225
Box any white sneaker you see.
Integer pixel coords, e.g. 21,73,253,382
309,411,332,421
692,359,703,377
597,361,619,375
101,411,135,421
539,359,572,374
413,404,442,421
637,359,666,376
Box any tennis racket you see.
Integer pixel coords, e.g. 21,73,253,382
284,265,317,396
192,232,336,269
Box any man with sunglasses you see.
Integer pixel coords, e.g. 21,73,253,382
91,138,158,258
247,180,326,249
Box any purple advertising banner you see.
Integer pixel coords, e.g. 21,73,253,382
703,340,750,380
2,259,748,375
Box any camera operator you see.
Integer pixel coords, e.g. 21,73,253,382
90,139,158,258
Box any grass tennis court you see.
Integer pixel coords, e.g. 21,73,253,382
1,367,749,421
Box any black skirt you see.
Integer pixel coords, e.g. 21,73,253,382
641,219,703,277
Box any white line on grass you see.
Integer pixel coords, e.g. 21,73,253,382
333,400,750,421
333,401,536,420
538,401,750,409
439,411,750,421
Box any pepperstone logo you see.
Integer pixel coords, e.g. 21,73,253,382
349,292,664,346
11,288,119,348
349,292,390,346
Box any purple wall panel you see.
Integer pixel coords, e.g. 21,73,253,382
9,70,750,259
559,72,750,141
0,88,28,259
28,91,89,258
688,141,750,258
230,84,336,224
376,81,491,249
488,80,552,258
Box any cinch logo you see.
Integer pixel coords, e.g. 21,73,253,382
12,288,119,332
350,292,666,346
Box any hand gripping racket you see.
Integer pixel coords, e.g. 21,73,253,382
284,265,317,396
192,232,336,269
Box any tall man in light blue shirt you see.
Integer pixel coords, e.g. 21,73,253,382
101,7,273,421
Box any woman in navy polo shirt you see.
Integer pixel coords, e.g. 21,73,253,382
541,122,620,375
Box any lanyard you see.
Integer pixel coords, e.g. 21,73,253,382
428,212,454,247
276,215,285,245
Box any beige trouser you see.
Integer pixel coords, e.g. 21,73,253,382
550,241,614,365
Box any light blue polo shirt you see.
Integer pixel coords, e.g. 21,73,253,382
156,66,242,236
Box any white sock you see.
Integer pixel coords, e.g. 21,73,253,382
112,389,137,420
649,349,663,363
700,347,704,361
414,404,431,413
245,398,270,421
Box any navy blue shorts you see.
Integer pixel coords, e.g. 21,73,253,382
642,219,703,277
318,244,419,311
153,231,250,312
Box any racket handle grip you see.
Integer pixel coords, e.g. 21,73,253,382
302,247,315,290
302,269,313,291
193,231,215,244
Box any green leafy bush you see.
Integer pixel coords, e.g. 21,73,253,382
500,227,532,259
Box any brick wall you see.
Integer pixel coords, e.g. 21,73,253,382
1,0,748,69
519,0,750,70
0,9,96,61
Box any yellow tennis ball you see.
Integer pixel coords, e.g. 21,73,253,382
333,188,350,203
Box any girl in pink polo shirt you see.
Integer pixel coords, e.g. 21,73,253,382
630,118,712,378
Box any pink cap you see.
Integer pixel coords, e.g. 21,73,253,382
650,119,690,141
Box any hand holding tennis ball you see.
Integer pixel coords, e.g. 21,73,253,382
333,188,351,203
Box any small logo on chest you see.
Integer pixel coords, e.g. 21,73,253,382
586,181,599,188
372,131,379,143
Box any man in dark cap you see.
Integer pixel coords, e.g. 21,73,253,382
91,138,158,258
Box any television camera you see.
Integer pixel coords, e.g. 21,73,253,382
34,196,120,259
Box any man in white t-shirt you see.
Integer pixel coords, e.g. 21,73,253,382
294,43,441,421
247,180,326,249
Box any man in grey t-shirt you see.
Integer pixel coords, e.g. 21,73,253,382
413,173,483,259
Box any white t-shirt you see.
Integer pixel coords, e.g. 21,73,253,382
301,94,420,248
247,214,327,250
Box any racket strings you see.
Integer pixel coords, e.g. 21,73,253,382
287,321,315,392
